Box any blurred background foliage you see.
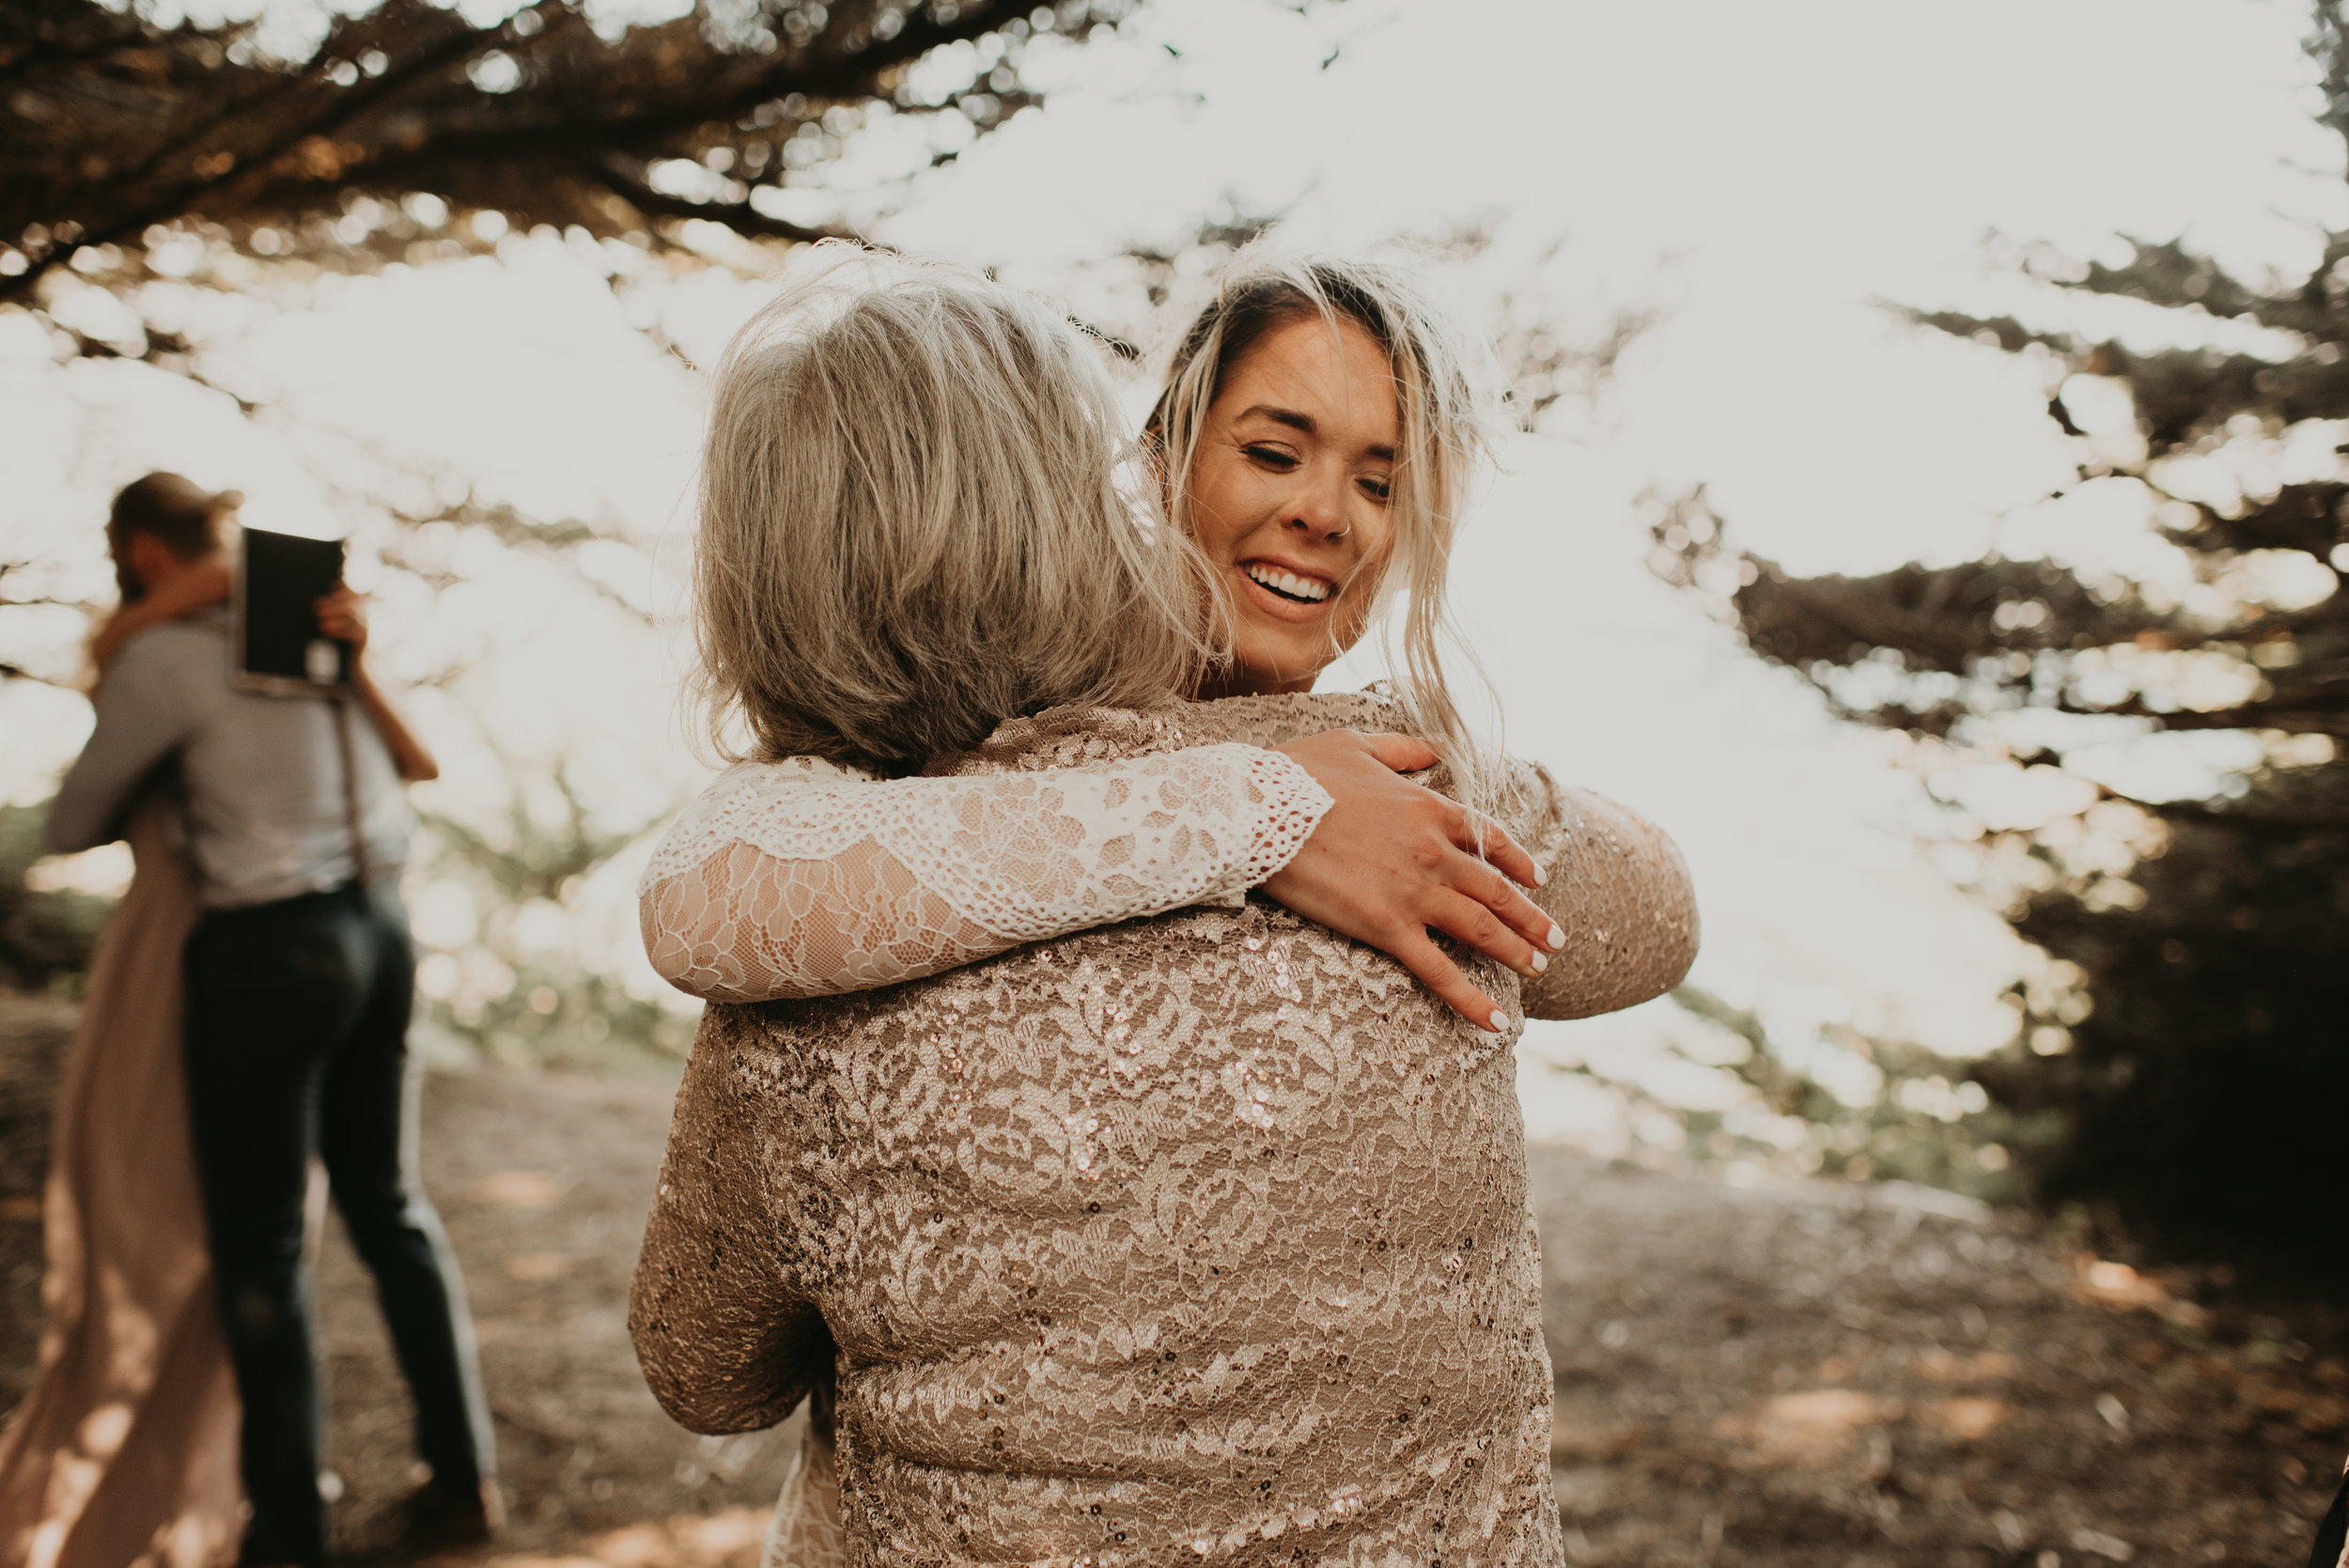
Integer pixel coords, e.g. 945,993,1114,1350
0,805,111,995
1667,985,2037,1206
1649,3,2349,1269
0,0,1142,296
407,756,692,1072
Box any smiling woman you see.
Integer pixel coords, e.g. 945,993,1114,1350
1146,253,1495,800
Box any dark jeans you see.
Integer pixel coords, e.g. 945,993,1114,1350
184,881,493,1567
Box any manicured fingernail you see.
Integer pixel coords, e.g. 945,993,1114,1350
1546,924,1565,951
1529,952,1548,974
1488,1009,1508,1032
1534,864,1548,887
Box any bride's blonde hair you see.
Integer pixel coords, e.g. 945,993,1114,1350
692,246,1214,768
1146,250,1500,807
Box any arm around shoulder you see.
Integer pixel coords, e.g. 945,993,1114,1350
1517,773,1700,1022
630,1006,832,1434
637,744,1331,1004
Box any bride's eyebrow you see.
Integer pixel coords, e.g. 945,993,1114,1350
1237,403,1314,436
1235,405,1395,462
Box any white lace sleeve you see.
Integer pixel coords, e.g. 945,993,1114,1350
638,746,1332,1003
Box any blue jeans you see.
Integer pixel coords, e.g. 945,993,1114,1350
184,881,492,1566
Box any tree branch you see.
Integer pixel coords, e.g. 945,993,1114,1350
593,155,846,244
2,0,1130,303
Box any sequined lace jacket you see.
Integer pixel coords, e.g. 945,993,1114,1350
630,693,1699,1567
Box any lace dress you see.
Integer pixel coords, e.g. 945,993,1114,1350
630,693,1699,1567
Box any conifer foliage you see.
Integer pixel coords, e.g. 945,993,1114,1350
1656,8,2349,1265
0,0,1131,299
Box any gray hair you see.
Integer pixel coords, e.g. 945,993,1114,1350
692,246,1215,769
1146,249,1501,807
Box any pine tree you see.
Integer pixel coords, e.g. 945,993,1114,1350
1655,8,2349,1267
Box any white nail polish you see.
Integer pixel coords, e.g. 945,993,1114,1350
1530,952,1548,974
1534,864,1548,887
1488,1009,1508,1032
1546,924,1565,951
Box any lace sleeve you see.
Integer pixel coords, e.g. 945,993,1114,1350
639,746,1332,1003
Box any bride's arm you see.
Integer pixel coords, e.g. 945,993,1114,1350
1513,766,1700,1021
86,553,230,675
641,734,1571,1023
640,745,1334,1004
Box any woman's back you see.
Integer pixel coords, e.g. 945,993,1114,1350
633,692,1695,1566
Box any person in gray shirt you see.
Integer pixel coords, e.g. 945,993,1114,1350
47,473,500,1561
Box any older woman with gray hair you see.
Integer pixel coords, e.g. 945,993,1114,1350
630,245,1697,1565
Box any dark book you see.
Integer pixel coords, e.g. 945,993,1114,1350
235,526,348,694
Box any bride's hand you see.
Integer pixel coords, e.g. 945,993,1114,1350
1263,730,1564,1032
88,553,231,672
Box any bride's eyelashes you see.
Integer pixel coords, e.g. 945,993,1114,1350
1238,442,1394,505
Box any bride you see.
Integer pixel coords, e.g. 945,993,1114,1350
630,247,1696,1564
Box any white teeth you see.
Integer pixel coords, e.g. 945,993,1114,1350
1245,564,1331,602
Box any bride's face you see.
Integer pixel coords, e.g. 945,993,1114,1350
1187,315,1399,697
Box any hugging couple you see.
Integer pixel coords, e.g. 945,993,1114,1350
628,241,1699,1565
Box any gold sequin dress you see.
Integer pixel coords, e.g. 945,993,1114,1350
630,693,1698,1567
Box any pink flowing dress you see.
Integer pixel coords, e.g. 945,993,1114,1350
0,797,242,1568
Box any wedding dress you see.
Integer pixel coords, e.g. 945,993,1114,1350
0,798,241,1568
633,694,1699,1566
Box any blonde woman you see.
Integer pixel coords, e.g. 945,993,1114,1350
630,250,1697,1565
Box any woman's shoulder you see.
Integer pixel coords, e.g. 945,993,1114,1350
938,689,1411,775
1180,688,1408,748
926,706,1195,776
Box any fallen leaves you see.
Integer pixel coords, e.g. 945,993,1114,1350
1715,1389,1900,1467
1915,1347,2019,1381
2076,1257,2209,1330
2069,1524,2139,1561
1932,1395,2015,1440
474,1170,565,1208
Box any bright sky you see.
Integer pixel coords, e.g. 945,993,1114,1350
4,0,2336,1130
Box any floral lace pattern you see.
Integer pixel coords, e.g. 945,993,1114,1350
630,693,1701,1567
640,742,1333,1002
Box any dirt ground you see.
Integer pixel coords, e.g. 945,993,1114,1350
3,999,2343,1567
